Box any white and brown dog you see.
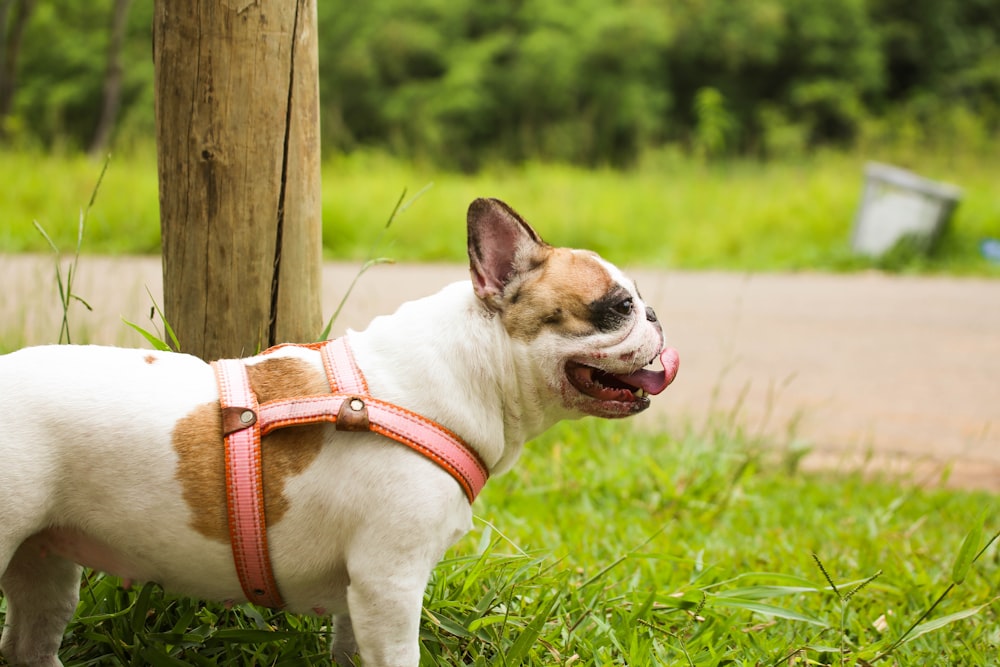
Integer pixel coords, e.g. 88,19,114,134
0,198,679,666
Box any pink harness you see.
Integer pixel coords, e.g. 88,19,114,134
212,337,489,608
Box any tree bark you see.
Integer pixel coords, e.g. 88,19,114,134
154,0,322,360
88,0,132,157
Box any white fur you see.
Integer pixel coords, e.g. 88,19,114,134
0,251,668,666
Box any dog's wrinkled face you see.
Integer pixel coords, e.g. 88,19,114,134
468,198,679,418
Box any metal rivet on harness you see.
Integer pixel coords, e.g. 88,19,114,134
220,405,258,436
336,395,371,432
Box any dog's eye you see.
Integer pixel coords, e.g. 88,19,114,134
590,291,635,331
612,298,634,317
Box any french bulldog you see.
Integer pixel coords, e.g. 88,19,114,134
0,198,679,666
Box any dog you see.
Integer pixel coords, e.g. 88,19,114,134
0,197,679,666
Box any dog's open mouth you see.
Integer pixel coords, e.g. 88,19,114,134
566,347,680,404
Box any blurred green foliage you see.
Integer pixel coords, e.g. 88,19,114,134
4,0,999,168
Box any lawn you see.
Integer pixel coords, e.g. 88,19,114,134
2,145,999,275
43,420,998,665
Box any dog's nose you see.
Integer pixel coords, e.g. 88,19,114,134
645,307,658,323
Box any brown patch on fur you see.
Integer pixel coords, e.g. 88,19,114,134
144,354,157,364
502,248,614,340
246,356,332,403
172,356,330,543
172,404,229,542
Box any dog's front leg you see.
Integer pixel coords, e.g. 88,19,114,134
343,570,428,667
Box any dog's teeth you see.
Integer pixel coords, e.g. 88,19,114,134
634,388,647,398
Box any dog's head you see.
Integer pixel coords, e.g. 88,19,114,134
468,197,679,419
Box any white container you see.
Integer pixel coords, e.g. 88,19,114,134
851,162,962,257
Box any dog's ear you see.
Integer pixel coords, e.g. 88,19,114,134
467,198,549,309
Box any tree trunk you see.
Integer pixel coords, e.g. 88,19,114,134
0,0,36,133
153,0,322,361
88,0,132,157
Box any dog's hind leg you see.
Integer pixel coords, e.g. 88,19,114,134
331,613,359,666
0,539,81,667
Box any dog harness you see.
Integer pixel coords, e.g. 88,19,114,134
212,337,489,609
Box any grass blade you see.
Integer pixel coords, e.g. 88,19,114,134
890,601,994,647
130,583,157,635
122,317,173,351
951,511,985,585
708,596,827,626
139,646,194,667
504,595,559,664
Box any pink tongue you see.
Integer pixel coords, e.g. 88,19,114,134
614,347,680,395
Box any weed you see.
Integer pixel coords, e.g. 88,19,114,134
31,156,110,343
123,286,181,352
871,515,1000,663
319,183,432,341
809,553,882,665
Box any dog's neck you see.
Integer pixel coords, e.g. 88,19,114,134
347,281,561,475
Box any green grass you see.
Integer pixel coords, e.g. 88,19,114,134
2,145,999,275
13,420,996,665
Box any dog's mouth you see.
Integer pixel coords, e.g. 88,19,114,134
565,347,680,409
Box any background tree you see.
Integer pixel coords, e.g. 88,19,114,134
0,0,35,139
4,0,998,162
88,0,131,157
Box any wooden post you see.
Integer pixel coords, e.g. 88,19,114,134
154,0,322,360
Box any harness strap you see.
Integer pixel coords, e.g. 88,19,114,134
212,358,285,609
261,338,488,502
257,394,489,503
321,336,368,394
213,337,490,609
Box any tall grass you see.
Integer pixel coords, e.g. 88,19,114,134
2,145,998,275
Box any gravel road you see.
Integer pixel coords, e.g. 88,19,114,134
3,254,997,490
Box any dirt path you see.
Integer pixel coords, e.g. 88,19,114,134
3,255,998,491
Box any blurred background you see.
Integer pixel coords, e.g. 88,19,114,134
4,0,999,166
0,0,997,273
